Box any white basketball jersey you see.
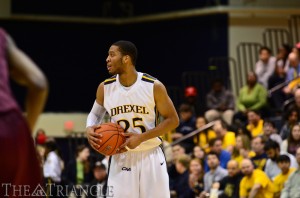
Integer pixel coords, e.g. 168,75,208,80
103,72,162,151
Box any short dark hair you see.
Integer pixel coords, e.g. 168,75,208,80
178,103,193,113
276,154,291,163
208,138,222,147
263,119,276,128
259,46,272,54
207,151,219,160
264,140,280,151
112,40,138,65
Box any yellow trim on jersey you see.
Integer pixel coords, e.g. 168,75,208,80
142,76,155,81
104,78,116,83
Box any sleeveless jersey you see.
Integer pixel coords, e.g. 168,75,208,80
103,72,161,151
0,28,19,113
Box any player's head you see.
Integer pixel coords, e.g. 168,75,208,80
112,40,137,65
106,40,137,75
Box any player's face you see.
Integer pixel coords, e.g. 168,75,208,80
106,45,125,75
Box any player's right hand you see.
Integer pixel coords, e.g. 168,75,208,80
86,125,102,151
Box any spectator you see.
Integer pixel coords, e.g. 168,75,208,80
276,44,291,73
211,160,244,198
87,161,107,198
173,154,194,198
264,140,298,180
284,52,300,92
192,145,205,162
251,136,268,170
232,134,255,166
168,144,186,190
263,120,282,145
35,128,47,145
204,79,235,125
189,158,205,197
201,152,228,195
239,159,274,198
255,46,276,88
194,116,216,153
273,155,296,198
205,138,231,171
281,123,300,155
268,59,287,112
234,71,268,124
246,110,264,138
280,107,298,140
172,104,196,153
212,119,236,153
64,145,93,197
280,147,300,198
43,138,64,197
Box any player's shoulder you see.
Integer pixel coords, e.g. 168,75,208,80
141,73,157,84
103,75,117,85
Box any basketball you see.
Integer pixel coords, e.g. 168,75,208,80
94,122,126,156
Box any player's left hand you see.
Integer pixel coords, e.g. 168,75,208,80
117,132,143,153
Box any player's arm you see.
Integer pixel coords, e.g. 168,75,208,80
121,80,179,150
86,82,106,150
7,34,48,132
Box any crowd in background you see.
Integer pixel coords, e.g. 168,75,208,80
32,42,300,198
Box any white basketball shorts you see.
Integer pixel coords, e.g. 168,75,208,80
106,146,170,198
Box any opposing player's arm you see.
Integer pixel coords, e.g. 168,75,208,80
140,81,179,141
7,34,48,132
86,82,106,150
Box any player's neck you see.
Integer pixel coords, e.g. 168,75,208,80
119,69,138,87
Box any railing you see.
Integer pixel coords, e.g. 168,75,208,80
289,15,300,45
263,28,292,54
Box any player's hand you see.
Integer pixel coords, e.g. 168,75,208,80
117,132,143,153
86,125,102,151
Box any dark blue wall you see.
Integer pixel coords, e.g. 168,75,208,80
0,14,228,112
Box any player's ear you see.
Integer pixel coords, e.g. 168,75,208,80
122,55,129,64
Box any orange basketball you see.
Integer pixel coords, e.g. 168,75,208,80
94,122,126,156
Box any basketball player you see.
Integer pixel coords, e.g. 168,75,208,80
86,40,179,197
0,28,48,196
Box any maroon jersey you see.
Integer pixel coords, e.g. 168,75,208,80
0,28,43,197
0,28,19,113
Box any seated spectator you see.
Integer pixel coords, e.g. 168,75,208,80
204,79,235,125
239,159,274,198
280,147,300,198
189,158,205,197
200,152,228,196
246,110,264,138
281,123,300,155
267,59,287,112
168,144,186,190
273,155,296,198
251,136,268,170
232,134,255,167
234,71,268,124
205,138,231,171
172,154,194,198
194,116,216,153
264,140,298,180
172,104,196,153
280,107,298,140
212,119,236,153
43,138,64,197
276,43,291,73
87,161,107,198
263,120,282,145
64,145,93,195
283,52,300,94
255,46,276,88
192,145,205,162
211,160,244,198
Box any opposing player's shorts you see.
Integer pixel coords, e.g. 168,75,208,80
107,146,170,198
0,109,42,197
